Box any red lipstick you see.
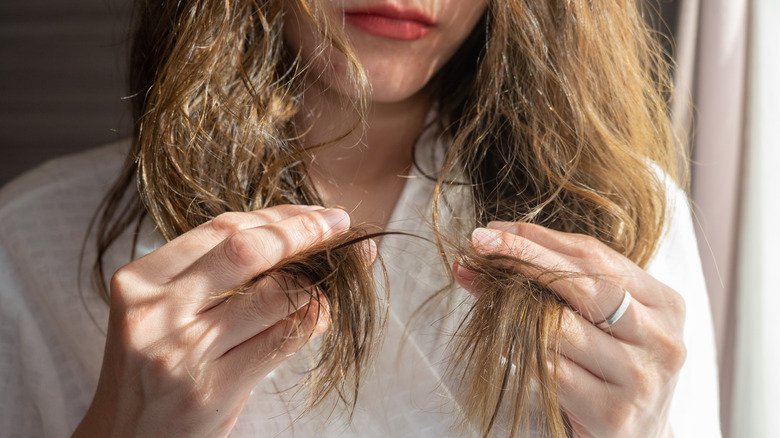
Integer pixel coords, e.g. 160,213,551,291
343,5,435,41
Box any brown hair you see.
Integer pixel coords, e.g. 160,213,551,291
90,0,682,435
432,1,680,435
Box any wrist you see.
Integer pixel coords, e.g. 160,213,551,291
71,376,125,438
72,404,116,438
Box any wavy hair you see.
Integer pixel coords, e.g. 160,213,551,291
433,2,680,434
91,0,683,435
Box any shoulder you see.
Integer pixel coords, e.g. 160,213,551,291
0,140,129,250
0,140,129,220
0,138,132,359
0,142,130,434
645,171,702,297
0,139,130,298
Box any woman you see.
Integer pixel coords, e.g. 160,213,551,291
0,0,720,436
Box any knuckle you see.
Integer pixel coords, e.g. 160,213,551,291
593,278,614,303
262,314,318,360
626,361,655,398
109,266,143,307
180,384,216,413
579,277,613,314
145,352,178,376
244,277,307,321
242,287,278,322
210,212,247,237
277,324,312,356
667,289,687,319
671,339,688,370
575,236,607,262
144,342,203,383
109,266,134,294
222,230,261,269
254,331,294,362
657,332,687,372
295,213,329,243
603,402,634,432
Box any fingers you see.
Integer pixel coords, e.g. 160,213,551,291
170,206,352,359
557,308,637,383
457,222,686,437
132,205,326,279
97,206,356,435
553,344,675,438
553,354,617,437
552,341,657,437
175,208,351,302
487,221,609,261
482,222,665,308
451,258,482,295
197,274,320,358
215,299,331,389
468,226,629,327
458,223,682,344
111,205,352,362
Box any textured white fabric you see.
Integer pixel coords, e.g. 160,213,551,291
0,139,720,437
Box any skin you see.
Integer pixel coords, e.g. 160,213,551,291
284,0,489,227
452,222,685,437
74,1,685,436
74,1,489,436
74,206,363,436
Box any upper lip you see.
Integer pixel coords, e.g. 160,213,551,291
342,4,436,26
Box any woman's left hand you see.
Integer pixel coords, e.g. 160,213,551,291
452,221,686,438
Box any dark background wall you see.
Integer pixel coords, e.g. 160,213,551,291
0,1,682,187
0,0,132,187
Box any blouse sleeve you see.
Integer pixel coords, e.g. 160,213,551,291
0,143,127,437
646,183,722,437
0,245,48,437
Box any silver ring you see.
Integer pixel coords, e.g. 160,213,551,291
596,289,632,330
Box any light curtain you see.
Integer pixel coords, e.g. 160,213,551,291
731,1,780,436
682,0,779,435
686,0,748,434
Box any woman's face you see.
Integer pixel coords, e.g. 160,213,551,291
285,0,489,104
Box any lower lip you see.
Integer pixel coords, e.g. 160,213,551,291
344,13,433,41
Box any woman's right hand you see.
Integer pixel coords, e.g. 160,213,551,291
72,205,361,438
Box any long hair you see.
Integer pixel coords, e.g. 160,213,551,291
91,0,682,435
432,2,680,434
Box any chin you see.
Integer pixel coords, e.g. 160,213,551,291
365,79,431,105
354,56,438,105
314,53,432,105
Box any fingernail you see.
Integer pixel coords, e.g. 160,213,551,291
453,258,478,283
363,238,378,264
319,208,350,229
296,299,312,311
300,205,324,211
486,221,516,232
472,227,504,251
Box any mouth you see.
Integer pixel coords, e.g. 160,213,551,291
343,4,435,41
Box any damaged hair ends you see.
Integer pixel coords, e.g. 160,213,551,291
89,0,381,419
86,0,684,435
430,0,682,436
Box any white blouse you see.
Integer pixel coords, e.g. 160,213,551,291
0,139,721,437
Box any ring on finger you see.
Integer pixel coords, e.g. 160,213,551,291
595,289,632,330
